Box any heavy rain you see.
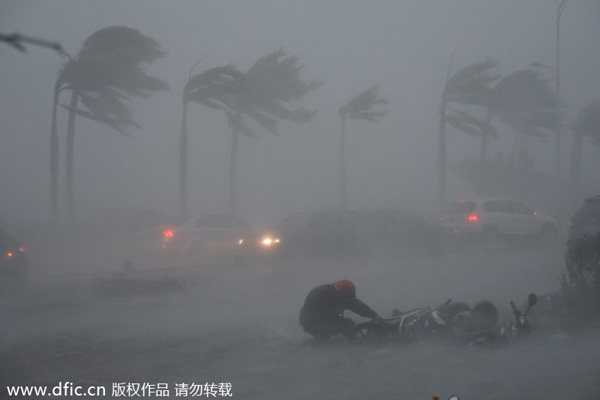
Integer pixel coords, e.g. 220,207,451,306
1,1,600,399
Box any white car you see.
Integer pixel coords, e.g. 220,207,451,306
159,214,279,261
440,198,558,246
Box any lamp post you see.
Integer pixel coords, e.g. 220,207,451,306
555,0,571,181
557,0,570,99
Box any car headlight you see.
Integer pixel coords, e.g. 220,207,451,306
260,236,280,247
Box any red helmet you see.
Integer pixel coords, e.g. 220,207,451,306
335,279,356,298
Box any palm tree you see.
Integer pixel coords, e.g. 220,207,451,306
179,64,243,215
444,108,499,164
52,26,168,223
338,86,389,209
224,49,322,215
494,69,561,170
569,100,600,197
438,58,498,209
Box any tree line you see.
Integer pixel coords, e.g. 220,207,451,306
47,26,599,224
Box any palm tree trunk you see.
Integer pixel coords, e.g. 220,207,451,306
479,108,492,166
228,111,241,216
50,87,60,224
340,114,347,210
179,101,189,216
438,99,447,211
569,131,582,200
66,90,78,225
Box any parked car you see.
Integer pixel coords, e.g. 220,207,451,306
568,195,600,240
0,227,28,292
439,198,558,247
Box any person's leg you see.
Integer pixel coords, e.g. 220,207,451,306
303,316,354,340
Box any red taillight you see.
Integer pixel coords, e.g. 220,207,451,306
19,247,24,253
464,214,479,222
162,229,174,238
440,217,445,222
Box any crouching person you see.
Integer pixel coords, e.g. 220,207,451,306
299,279,380,342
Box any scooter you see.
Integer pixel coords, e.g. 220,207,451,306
351,293,537,347
450,292,538,347
350,299,471,343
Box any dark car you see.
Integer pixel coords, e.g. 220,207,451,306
360,209,445,256
273,209,444,259
0,227,28,292
273,210,367,259
569,195,600,240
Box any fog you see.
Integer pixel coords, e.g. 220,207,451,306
1,1,600,399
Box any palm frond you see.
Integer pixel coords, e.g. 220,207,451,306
446,110,497,139
446,58,498,91
339,86,389,125
226,111,262,139
245,48,322,103
340,86,387,114
495,69,560,133
444,59,499,107
79,26,166,64
219,49,322,135
60,103,131,136
185,65,242,107
238,108,279,136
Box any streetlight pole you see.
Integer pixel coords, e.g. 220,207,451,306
557,0,570,99
556,0,570,181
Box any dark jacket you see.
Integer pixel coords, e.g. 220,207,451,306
299,283,377,326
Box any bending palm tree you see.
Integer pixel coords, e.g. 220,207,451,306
569,99,600,197
180,65,242,215
51,26,168,223
338,86,389,209
439,58,498,209
225,49,322,215
494,69,560,169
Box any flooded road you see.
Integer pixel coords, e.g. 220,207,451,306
2,230,600,399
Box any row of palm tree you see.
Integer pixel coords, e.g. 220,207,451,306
50,26,389,223
50,26,598,224
438,57,599,208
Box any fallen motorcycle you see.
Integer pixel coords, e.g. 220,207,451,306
452,293,538,347
351,293,537,347
350,299,471,343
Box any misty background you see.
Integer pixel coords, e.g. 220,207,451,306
1,0,599,227
2,3,600,399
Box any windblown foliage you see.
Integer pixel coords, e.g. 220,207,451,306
339,86,389,123
57,26,169,135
